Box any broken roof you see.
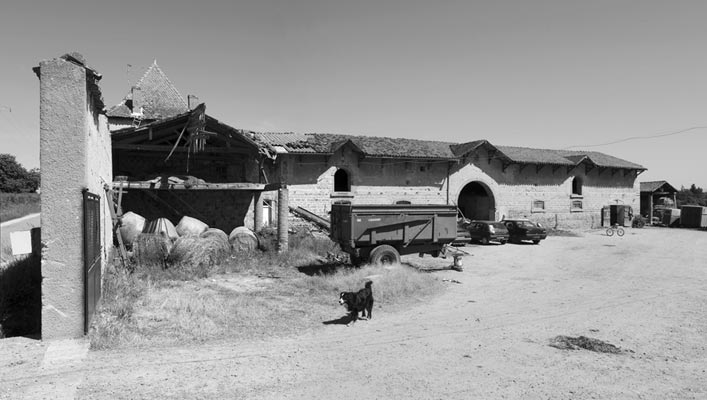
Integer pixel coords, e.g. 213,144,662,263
107,61,188,120
253,132,458,159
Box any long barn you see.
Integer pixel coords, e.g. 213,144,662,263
108,62,645,234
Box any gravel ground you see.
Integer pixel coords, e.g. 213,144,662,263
1,226,706,399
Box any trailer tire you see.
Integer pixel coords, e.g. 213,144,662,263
369,245,401,265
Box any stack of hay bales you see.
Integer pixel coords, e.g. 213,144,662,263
121,212,262,272
169,226,231,272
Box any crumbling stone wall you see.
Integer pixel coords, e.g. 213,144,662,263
36,53,113,339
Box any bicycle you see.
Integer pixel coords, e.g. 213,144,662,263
606,224,625,237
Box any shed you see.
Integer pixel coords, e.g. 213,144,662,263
640,181,678,223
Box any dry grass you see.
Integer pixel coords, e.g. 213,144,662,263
0,193,40,222
90,235,444,350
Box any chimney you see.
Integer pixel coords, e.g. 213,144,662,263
188,94,200,110
131,86,143,115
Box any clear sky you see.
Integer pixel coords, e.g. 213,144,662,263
1,0,706,188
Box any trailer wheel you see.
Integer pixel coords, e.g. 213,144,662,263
369,245,401,265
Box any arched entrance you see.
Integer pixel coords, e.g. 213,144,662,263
457,181,496,221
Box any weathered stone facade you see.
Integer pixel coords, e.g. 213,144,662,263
36,53,113,339
274,142,641,230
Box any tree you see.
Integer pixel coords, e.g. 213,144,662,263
677,183,707,207
0,154,40,193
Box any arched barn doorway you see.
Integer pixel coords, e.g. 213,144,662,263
457,181,496,221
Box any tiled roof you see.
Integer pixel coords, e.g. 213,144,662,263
640,181,677,193
496,146,575,165
254,132,457,159
253,132,645,169
107,61,188,120
557,150,645,169
493,146,645,169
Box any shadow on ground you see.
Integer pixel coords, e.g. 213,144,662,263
0,254,41,338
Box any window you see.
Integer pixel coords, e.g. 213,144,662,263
531,200,546,213
571,176,583,196
334,168,350,192
395,200,411,205
571,199,583,212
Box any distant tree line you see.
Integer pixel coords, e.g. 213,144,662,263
0,154,40,193
676,184,707,207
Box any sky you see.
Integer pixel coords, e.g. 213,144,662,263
1,0,706,189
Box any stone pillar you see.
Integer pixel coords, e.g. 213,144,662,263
36,53,111,339
37,56,89,339
253,191,263,232
277,187,289,252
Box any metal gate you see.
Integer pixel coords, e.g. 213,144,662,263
83,189,102,334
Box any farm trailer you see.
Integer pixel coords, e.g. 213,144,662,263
330,204,459,264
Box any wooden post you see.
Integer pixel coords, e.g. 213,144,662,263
253,191,263,232
277,187,289,252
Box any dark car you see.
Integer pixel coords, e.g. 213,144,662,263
467,220,509,245
503,219,547,244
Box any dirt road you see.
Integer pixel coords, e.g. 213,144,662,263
2,227,706,399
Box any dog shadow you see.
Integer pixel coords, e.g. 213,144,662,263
322,315,354,325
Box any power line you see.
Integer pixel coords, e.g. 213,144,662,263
561,126,707,150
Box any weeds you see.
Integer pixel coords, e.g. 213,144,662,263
90,232,444,349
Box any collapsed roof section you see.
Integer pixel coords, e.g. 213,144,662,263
111,104,264,158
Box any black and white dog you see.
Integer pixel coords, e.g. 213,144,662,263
338,281,374,325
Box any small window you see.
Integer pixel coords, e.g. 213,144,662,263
531,200,546,213
572,176,583,196
395,200,411,205
571,199,583,212
334,168,350,192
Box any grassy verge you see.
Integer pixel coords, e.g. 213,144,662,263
90,234,444,349
0,193,40,222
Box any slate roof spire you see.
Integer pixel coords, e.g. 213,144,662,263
107,60,189,121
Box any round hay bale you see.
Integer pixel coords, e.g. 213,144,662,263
201,228,228,243
142,218,179,241
169,235,230,270
133,233,172,268
119,211,145,247
176,216,209,237
229,226,259,253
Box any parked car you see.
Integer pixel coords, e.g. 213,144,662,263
467,220,509,245
503,219,547,244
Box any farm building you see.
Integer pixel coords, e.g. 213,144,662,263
107,63,646,234
640,180,678,221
